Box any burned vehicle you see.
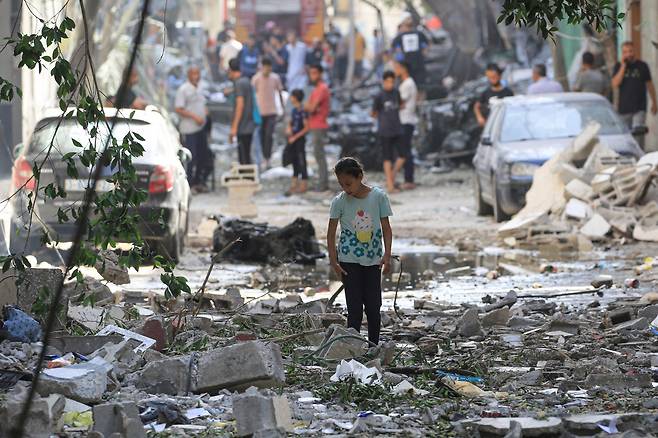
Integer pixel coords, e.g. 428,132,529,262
473,93,644,222
7,107,192,260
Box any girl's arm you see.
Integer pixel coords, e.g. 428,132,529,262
327,219,347,276
290,117,310,143
380,217,392,274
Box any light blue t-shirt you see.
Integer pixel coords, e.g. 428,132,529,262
330,187,393,266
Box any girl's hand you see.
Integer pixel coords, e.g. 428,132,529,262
331,261,347,278
381,254,392,275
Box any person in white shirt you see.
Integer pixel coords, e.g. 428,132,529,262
527,63,564,94
395,61,418,190
219,30,242,74
286,31,308,90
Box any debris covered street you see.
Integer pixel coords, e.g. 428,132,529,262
1,0,658,437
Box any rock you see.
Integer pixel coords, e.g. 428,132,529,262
194,341,285,393
484,291,517,312
481,306,510,327
318,325,368,360
38,357,110,403
457,308,484,338
546,319,580,335
138,355,191,395
468,417,563,436
584,373,652,389
609,308,634,325
638,304,658,321
92,401,146,438
94,250,130,285
232,387,293,437
515,370,543,386
563,413,656,434
0,388,65,438
612,317,648,332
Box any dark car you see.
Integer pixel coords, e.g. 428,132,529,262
7,107,192,260
473,93,644,222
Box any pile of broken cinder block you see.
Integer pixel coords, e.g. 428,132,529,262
499,122,658,248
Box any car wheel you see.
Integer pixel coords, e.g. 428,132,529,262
493,175,511,223
474,174,493,216
159,231,181,263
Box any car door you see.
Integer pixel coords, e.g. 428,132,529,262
473,105,502,202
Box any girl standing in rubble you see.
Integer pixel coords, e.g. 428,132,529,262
327,158,393,345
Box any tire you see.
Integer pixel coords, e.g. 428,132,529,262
158,211,186,263
493,175,511,223
474,175,493,216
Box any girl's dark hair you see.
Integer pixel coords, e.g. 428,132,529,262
334,157,364,178
291,89,305,102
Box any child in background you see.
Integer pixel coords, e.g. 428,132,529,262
285,89,309,195
372,71,404,193
327,158,393,345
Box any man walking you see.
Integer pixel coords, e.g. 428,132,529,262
396,61,418,190
527,64,563,94
252,58,285,169
228,58,256,164
175,66,208,187
265,35,288,87
612,41,657,146
574,51,608,96
305,64,331,192
286,31,308,91
239,34,260,79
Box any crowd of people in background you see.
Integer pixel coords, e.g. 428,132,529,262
169,14,658,195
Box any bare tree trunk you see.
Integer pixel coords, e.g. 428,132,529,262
551,34,570,91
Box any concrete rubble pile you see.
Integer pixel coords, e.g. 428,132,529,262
499,122,658,249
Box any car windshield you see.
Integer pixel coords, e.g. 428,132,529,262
27,118,169,161
499,100,628,142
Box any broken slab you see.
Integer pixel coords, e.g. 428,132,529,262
612,317,648,332
232,387,293,437
580,214,611,239
38,357,110,403
484,291,517,312
564,198,591,220
50,334,124,356
464,417,563,437
457,308,484,338
92,401,146,438
584,373,652,389
0,268,18,308
16,267,64,315
194,341,285,393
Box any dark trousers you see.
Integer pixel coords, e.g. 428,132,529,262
291,137,308,179
237,134,253,165
260,115,277,160
182,129,209,185
340,262,382,345
402,124,415,183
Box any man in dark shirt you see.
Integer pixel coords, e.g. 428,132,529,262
228,58,256,164
108,69,147,110
372,71,404,193
391,15,429,93
474,63,514,127
239,34,260,79
612,41,657,148
265,36,289,87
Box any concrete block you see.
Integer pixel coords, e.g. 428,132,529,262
0,388,65,438
565,179,594,201
138,355,191,395
194,341,285,393
564,198,591,220
16,267,64,314
466,416,563,437
38,357,110,403
232,387,293,437
318,325,368,360
584,373,652,389
94,250,130,285
92,401,146,438
580,214,611,239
